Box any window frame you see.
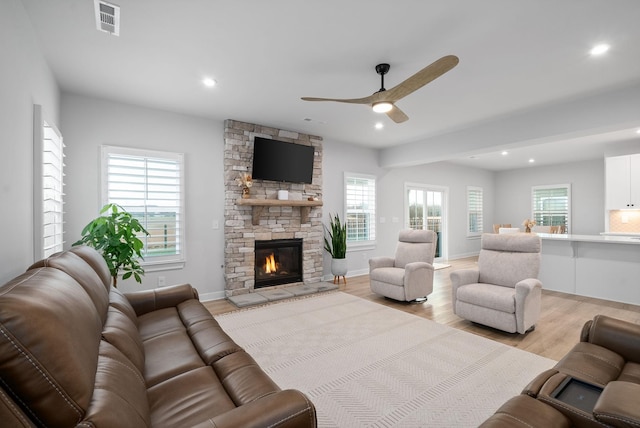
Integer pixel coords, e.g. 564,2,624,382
33,104,65,260
531,184,571,233
466,186,483,238
344,172,376,251
101,145,186,271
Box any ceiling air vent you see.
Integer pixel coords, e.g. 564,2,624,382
94,0,120,36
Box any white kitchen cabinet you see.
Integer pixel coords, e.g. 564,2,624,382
605,154,640,210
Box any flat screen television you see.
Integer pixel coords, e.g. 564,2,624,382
251,137,315,184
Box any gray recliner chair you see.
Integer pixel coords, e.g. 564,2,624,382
369,229,437,302
450,233,542,334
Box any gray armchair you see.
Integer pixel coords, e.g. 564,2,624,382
369,229,437,302
450,233,542,334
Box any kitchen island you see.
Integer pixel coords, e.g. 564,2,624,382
538,233,640,305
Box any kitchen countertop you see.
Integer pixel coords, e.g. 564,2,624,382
537,233,640,245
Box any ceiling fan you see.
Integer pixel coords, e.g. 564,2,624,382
301,55,459,123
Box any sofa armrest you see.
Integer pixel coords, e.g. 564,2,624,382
191,389,316,428
521,369,559,398
124,283,198,317
594,381,640,427
369,257,395,271
479,394,572,428
581,315,640,364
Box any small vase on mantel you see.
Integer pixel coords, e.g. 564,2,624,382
242,186,250,199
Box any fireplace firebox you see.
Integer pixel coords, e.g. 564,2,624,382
254,239,303,288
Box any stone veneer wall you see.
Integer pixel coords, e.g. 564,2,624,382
224,119,324,297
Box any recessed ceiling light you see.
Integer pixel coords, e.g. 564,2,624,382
501,151,508,156
636,129,640,134
202,77,216,88
590,44,610,56
375,122,384,130
528,158,535,163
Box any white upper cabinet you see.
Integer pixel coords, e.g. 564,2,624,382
605,154,640,210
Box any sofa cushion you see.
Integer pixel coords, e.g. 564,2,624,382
618,361,640,384
110,287,140,325
80,340,150,427
28,249,110,324
456,283,516,313
178,300,243,364
102,305,146,372
555,342,625,386
212,350,281,406
147,366,236,428
0,268,102,427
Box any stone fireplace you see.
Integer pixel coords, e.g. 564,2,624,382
223,120,323,297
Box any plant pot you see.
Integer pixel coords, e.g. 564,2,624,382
331,258,348,276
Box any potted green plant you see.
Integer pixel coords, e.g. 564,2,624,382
323,213,348,283
73,203,149,287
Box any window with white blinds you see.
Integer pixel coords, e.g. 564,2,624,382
33,105,65,259
532,184,570,233
467,186,483,237
102,146,185,266
345,173,376,245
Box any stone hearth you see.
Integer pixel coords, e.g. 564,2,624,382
223,120,324,297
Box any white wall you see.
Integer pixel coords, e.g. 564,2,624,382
494,159,605,235
320,139,386,277
376,162,495,260
61,93,226,299
0,0,60,284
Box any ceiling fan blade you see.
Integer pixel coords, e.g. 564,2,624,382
386,105,409,123
382,55,459,102
301,94,375,104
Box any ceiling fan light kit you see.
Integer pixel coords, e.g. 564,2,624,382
301,55,459,123
372,102,393,113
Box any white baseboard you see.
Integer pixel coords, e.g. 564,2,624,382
447,251,480,260
199,290,226,302
322,268,369,282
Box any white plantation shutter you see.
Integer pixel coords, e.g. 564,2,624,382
102,146,185,265
34,105,65,259
467,186,483,236
345,173,376,244
532,184,571,233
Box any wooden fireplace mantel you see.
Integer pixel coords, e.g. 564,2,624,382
236,198,323,225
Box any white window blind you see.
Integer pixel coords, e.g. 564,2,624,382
33,105,65,259
467,186,483,236
345,173,376,244
102,146,185,265
532,184,570,233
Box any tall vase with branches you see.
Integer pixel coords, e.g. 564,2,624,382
324,213,348,283
73,203,149,287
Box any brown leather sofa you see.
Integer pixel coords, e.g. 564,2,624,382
480,314,640,427
0,246,317,427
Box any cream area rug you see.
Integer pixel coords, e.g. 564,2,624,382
216,292,555,427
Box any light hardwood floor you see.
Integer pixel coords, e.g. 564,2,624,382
204,257,640,361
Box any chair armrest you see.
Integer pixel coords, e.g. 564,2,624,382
479,394,572,428
404,262,435,300
124,283,198,317
514,278,542,333
191,389,317,428
369,257,395,271
581,315,640,364
450,268,479,313
594,381,640,427
450,268,479,287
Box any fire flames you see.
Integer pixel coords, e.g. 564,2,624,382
264,253,277,274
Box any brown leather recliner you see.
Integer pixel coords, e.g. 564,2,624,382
0,245,317,427
480,315,640,427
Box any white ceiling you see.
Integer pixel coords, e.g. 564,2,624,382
22,0,640,170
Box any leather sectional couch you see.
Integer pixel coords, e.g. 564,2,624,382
481,314,640,427
0,246,316,427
